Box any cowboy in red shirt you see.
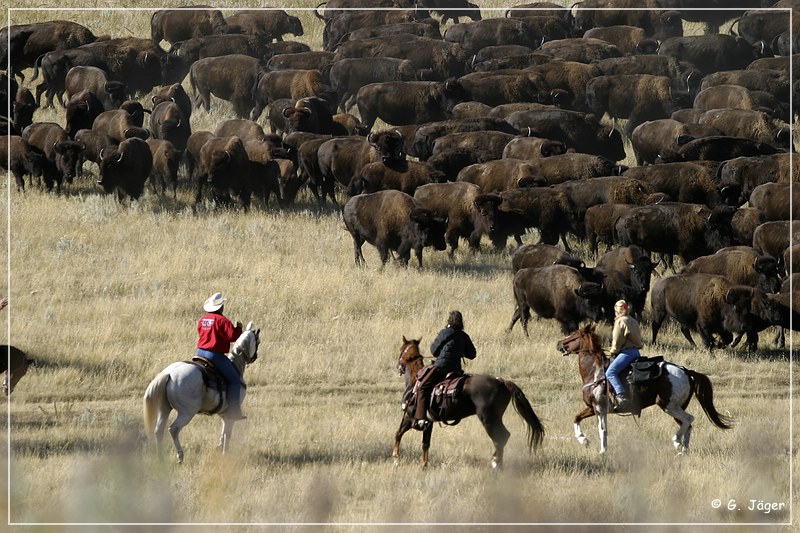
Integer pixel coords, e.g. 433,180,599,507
197,292,245,420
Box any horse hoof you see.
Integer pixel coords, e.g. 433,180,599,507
577,437,589,446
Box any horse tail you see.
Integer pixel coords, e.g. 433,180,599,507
686,369,733,430
143,371,170,439
502,379,545,452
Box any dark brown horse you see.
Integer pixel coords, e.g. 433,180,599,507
556,324,733,454
393,336,545,469
1,345,34,395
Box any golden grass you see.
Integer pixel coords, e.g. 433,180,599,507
3,1,797,530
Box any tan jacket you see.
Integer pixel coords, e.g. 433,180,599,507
609,315,644,355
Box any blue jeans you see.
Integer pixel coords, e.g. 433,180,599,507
197,349,242,409
606,348,641,395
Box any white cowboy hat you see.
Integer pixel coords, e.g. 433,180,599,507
203,292,226,312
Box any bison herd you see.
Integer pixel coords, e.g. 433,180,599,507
1,1,798,353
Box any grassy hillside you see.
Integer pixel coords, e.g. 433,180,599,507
3,1,796,530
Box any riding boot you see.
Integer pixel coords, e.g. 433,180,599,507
614,394,632,413
227,385,247,421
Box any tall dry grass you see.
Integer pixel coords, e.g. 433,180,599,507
3,1,797,530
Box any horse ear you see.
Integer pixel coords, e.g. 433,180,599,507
245,321,254,331
402,335,408,343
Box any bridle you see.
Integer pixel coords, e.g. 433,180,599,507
397,341,424,375
558,329,608,369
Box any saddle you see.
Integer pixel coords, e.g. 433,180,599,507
429,374,469,425
189,355,226,392
404,369,469,426
626,356,665,386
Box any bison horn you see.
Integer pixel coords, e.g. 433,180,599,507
176,118,182,128
99,148,105,159
224,150,232,161
527,127,532,137
282,106,292,118
151,95,158,104
115,151,123,163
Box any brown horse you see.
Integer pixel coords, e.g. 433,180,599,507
1,345,34,395
556,324,733,454
393,336,545,469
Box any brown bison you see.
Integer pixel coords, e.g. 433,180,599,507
508,265,604,335
97,137,153,203
650,272,783,350
342,189,447,268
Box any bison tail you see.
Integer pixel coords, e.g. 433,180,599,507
687,369,733,430
502,378,545,453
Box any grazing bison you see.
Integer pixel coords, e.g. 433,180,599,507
97,137,153,202
508,265,604,335
342,189,447,268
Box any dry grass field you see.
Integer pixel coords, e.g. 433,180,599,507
2,1,797,531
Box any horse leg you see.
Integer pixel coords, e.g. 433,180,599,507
218,419,234,454
168,411,195,464
392,415,413,466
597,411,608,455
421,424,432,468
479,415,511,470
573,406,594,447
664,406,694,454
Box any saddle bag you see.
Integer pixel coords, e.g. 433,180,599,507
628,356,664,385
429,373,468,425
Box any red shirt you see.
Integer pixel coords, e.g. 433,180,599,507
197,311,242,353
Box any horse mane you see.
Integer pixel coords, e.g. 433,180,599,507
231,327,257,360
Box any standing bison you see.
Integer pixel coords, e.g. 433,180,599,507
343,190,447,268
508,265,604,335
97,137,153,203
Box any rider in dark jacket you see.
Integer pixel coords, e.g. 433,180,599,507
413,310,476,430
